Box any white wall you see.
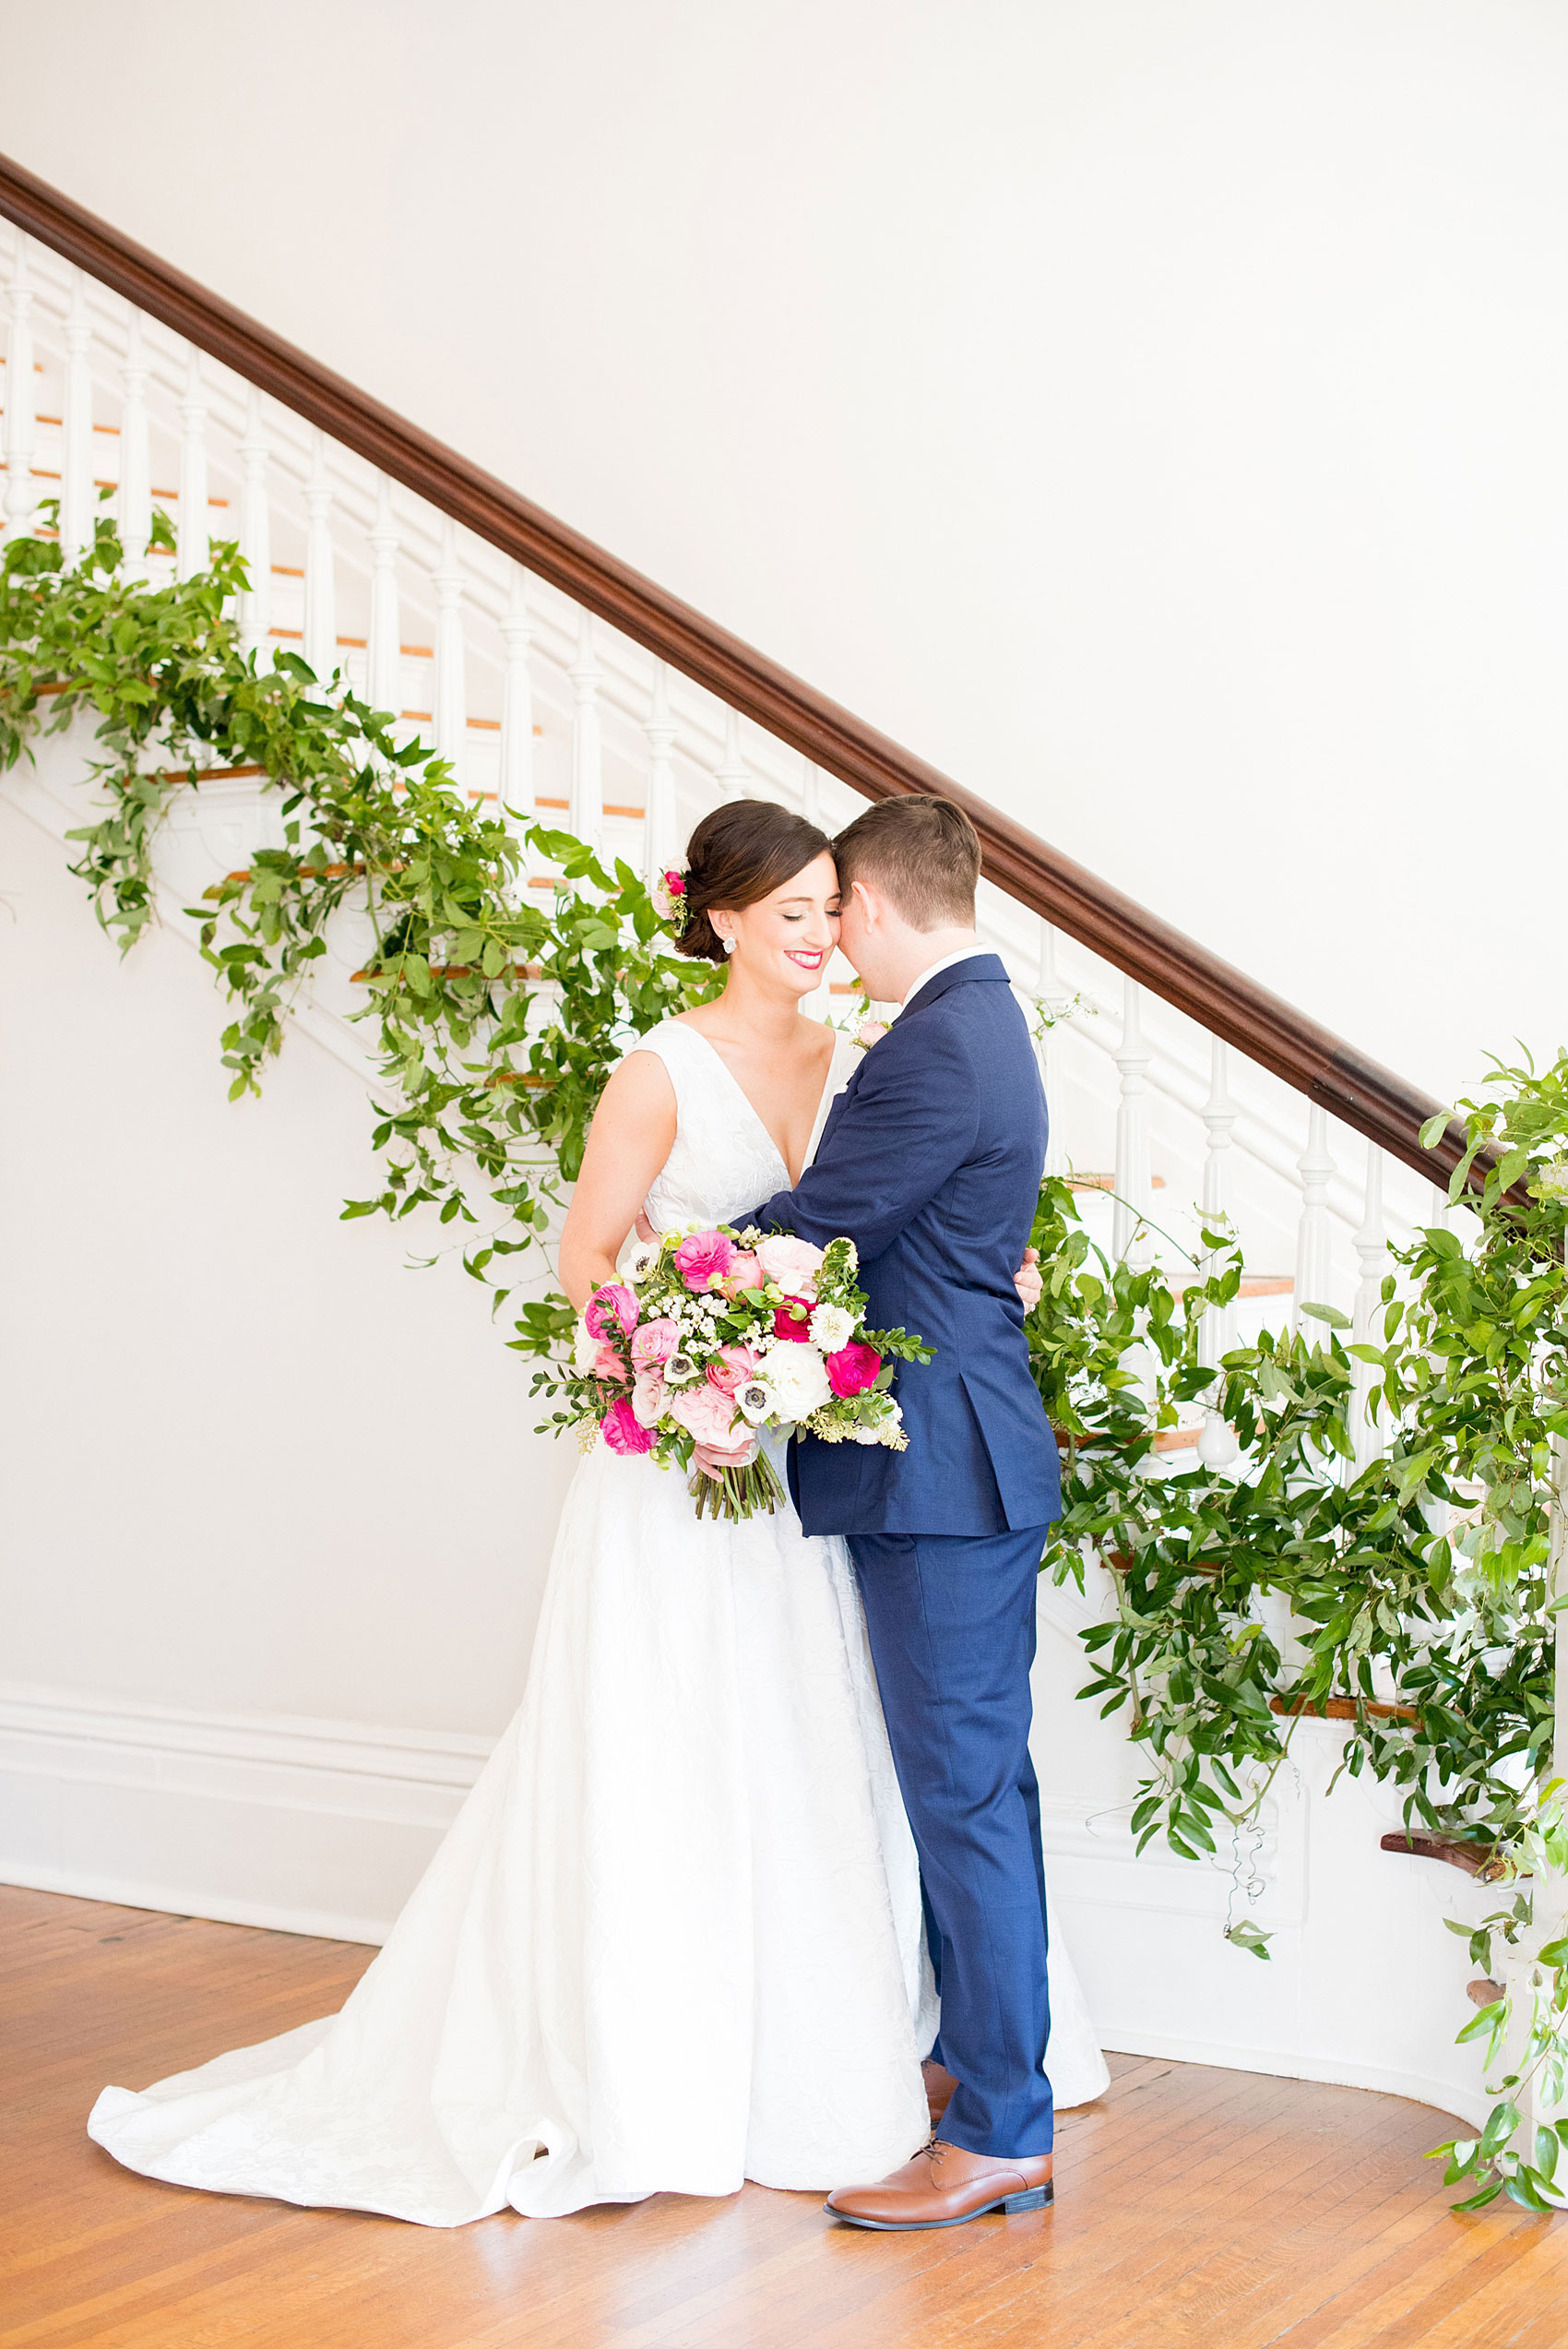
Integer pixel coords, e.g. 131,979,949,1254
3,1,1564,1101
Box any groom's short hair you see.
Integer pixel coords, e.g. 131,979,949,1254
833,795,981,930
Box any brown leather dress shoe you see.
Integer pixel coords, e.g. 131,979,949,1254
826,2137,1054,2231
921,2059,957,2128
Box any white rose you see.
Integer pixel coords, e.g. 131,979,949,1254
808,1303,856,1352
572,1315,600,1376
761,1341,833,1421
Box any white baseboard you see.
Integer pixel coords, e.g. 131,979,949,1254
1095,2026,1486,2133
0,1680,495,1945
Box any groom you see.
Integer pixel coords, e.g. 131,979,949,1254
746,793,1061,2232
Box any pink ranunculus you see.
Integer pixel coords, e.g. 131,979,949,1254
666,1380,744,1449
707,1342,762,1396
590,1341,627,1381
631,1368,667,1428
826,1340,883,1397
755,1234,825,1298
772,1296,814,1342
584,1282,639,1341
722,1251,765,1294
601,1396,656,1455
630,1316,680,1371
673,1228,739,1292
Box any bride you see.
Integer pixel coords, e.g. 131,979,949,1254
88,799,1106,2225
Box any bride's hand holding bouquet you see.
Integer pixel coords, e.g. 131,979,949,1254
545,1225,932,1521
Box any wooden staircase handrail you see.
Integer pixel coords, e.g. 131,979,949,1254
0,149,1467,1186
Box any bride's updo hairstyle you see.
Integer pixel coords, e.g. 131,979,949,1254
674,799,834,964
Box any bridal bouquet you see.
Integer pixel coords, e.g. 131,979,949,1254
552,1226,932,1521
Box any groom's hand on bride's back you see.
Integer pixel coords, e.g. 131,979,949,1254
1014,1246,1041,1312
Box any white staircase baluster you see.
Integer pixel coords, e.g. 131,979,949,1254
498,562,535,834
1112,978,1153,1266
714,708,749,803
3,231,37,545
642,662,675,885
175,347,209,580
237,385,271,662
302,429,336,689
1351,1141,1390,1467
1034,920,1070,1180
116,308,151,578
366,472,400,713
59,268,93,566
433,514,467,789
1197,1038,1240,1468
1293,1105,1336,1331
568,608,603,849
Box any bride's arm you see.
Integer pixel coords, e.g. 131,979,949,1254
558,1053,678,1310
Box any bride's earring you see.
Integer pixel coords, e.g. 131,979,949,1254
719,933,735,956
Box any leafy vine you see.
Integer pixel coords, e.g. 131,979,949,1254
4,519,1566,2210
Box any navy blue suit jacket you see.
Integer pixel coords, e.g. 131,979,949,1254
749,955,1061,1538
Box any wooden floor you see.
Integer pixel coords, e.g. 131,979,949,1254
5,1886,1567,2347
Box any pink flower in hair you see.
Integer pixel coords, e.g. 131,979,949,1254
673,1229,738,1292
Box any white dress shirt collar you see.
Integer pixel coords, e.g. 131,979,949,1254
898,942,989,1011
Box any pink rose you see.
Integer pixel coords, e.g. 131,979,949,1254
707,1342,762,1396
630,1316,679,1370
662,868,685,898
666,1381,744,1449
585,1282,638,1341
601,1396,655,1455
826,1340,883,1396
631,1369,666,1428
673,1229,738,1292
755,1234,824,1298
590,1341,627,1381
722,1252,765,1294
772,1296,814,1341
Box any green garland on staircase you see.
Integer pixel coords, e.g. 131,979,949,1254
4,517,1567,2212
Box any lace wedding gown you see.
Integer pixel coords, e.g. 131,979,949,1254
88,1019,1107,2225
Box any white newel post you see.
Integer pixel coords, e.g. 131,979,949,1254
117,309,151,578
1198,1038,1240,1468
59,268,94,566
3,232,37,545
1034,920,1070,1180
237,386,271,662
303,431,337,689
1112,978,1154,1267
1293,1106,1336,1330
568,608,603,849
175,347,209,580
1351,1141,1390,1467
366,472,400,714
433,515,467,790
499,563,535,837
714,708,749,803
642,662,675,885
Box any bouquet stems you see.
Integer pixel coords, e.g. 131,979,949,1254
687,1445,788,1522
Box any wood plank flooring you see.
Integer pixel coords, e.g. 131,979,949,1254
3,1882,1563,2347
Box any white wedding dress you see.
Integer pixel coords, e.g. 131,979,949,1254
88,1019,1107,2225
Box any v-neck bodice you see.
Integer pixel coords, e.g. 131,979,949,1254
630,1019,859,1234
